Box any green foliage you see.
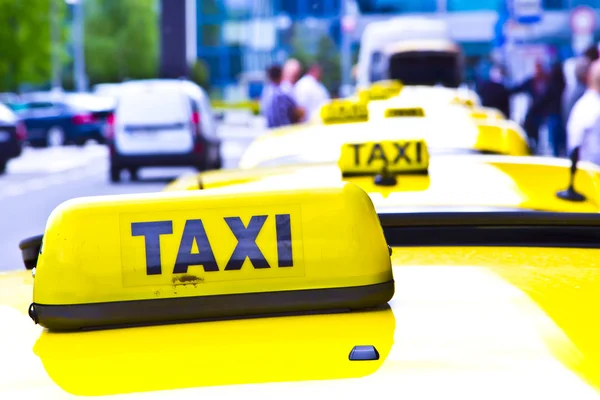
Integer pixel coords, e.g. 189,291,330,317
316,36,341,96
84,0,158,85
289,29,341,96
0,0,67,92
190,59,210,91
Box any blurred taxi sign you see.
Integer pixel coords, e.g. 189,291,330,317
359,80,403,102
470,107,505,120
30,184,393,330
320,100,369,124
384,107,425,118
338,139,429,175
451,97,474,107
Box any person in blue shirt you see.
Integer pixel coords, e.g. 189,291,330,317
262,65,304,129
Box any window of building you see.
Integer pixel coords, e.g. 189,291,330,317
448,0,499,11
202,0,221,15
355,0,436,13
201,25,221,47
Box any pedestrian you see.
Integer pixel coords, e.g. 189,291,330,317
562,44,598,123
282,59,302,96
509,61,549,152
567,59,600,164
563,57,591,123
294,64,331,122
538,62,567,157
262,65,304,129
476,65,510,119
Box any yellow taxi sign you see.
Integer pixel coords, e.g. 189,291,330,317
384,107,425,118
451,97,475,107
470,108,505,121
338,139,429,175
359,80,404,102
31,183,393,330
320,100,369,124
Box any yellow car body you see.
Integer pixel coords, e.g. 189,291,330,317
165,154,600,213
238,117,529,170
3,239,600,397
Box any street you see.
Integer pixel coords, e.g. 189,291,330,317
0,118,260,271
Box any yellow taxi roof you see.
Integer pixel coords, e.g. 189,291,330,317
2,244,600,398
239,117,527,170
180,155,600,213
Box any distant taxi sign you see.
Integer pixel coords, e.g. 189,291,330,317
451,97,474,108
470,108,505,121
338,139,429,175
384,107,425,118
359,80,403,102
320,100,369,124
30,184,393,330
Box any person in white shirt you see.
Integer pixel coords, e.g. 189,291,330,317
294,65,331,122
567,60,600,164
281,58,302,96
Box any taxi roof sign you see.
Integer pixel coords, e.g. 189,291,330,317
30,184,393,330
358,80,404,102
451,96,474,107
338,139,430,176
384,107,425,118
320,100,369,124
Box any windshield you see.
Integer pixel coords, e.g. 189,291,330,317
387,52,461,87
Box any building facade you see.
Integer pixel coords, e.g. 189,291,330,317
191,0,600,98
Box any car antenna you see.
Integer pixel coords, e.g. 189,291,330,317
557,146,586,202
374,159,397,186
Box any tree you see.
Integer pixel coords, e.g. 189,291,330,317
0,0,67,92
190,59,210,91
84,0,158,85
289,30,341,96
315,35,341,96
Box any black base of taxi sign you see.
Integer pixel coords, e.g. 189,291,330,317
30,281,394,331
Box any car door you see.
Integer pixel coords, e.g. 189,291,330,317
19,101,67,140
197,93,218,141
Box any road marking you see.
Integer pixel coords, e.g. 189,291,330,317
0,164,105,200
6,145,106,175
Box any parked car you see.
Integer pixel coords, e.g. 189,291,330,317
107,79,222,182
0,102,26,174
15,92,115,147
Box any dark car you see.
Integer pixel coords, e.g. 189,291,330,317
0,102,25,174
16,93,115,147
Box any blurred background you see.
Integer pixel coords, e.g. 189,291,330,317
0,0,599,270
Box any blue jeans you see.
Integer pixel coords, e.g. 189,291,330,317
523,113,565,157
546,114,566,157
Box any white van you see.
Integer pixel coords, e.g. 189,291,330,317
357,17,463,89
107,79,221,182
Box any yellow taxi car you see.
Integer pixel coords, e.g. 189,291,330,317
242,99,529,170
166,136,600,213
354,79,499,122
6,176,600,398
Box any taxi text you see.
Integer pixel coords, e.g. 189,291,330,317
130,214,293,276
338,140,429,174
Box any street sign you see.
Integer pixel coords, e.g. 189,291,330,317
509,0,542,25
